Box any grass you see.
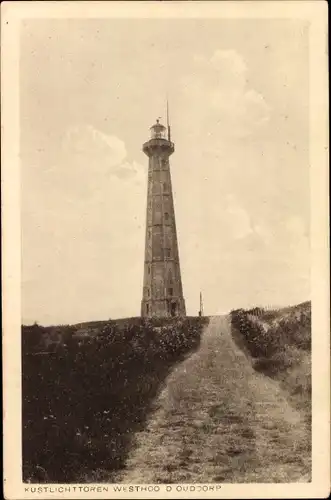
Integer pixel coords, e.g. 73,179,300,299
230,302,311,423
22,316,208,483
22,303,311,483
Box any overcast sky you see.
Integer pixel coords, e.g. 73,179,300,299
20,18,310,325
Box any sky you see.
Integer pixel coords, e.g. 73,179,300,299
20,18,310,325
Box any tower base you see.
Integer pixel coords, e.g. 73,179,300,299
141,298,186,318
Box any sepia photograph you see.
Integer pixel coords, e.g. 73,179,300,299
2,1,329,499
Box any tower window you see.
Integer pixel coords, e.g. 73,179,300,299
164,212,169,221
164,248,171,258
148,265,151,274
168,288,173,296
146,304,149,314
147,288,150,297
163,182,168,191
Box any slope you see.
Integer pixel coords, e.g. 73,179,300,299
22,317,207,482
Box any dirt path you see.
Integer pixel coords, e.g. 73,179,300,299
117,316,310,483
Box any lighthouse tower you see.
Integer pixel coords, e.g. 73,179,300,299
141,116,186,318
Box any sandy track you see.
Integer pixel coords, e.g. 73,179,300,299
117,316,310,483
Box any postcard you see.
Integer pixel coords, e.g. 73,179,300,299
2,1,329,498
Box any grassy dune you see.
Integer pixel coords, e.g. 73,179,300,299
22,317,208,483
230,302,311,423
22,303,311,483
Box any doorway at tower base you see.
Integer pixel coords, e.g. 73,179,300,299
141,298,186,318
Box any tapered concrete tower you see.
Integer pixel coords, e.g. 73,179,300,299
141,116,186,318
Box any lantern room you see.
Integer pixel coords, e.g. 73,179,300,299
143,118,174,157
150,119,167,140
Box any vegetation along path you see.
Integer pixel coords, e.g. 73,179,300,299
117,316,310,483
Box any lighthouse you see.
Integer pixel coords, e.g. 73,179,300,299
141,115,186,318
